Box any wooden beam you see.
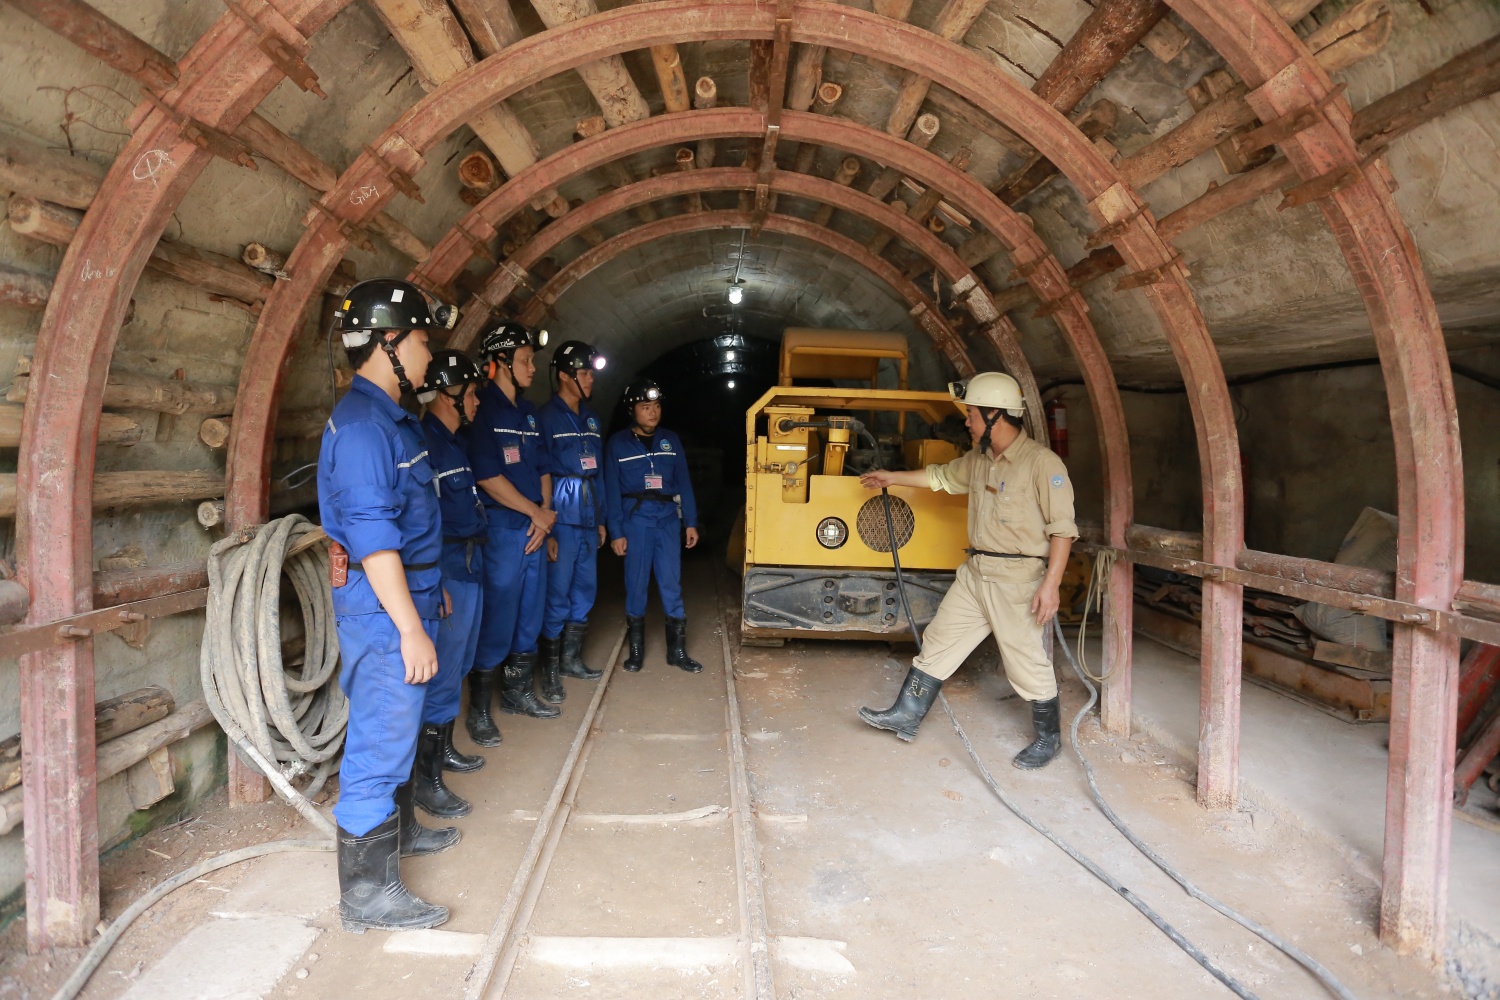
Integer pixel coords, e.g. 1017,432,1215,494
368,0,566,216
0,132,105,210
0,262,54,311
810,156,860,226
650,44,692,113
9,195,272,304
885,0,990,137
869,146,971,254
868,113,940,201
994,100,1117,205
576,115,657,223
694,76,719,170
0,687,174,793
0,403,139,448
526,0,651,127
93,563,208,607
0,471,222,519
791,82,844,174
9,358,237,416
449,0,524,56
1033,0,1167,115
3,0,178,92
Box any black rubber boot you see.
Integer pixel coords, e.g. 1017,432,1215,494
1012,696,1062,770
539,634,565,704
500,653,561,718
439,720,484,773
465,668,502,747
560,621,603,680
395,778,460,858
623,616,646,672
665,616,703,673
337,813,449,933
413,723,472,818
858,667,942,742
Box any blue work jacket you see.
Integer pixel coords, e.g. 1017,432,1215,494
538,394,604,528
317,375,443,618
471,380,546,532
602,427,698,540
421,411,488,581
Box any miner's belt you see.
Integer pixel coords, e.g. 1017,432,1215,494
443,535,486,545
966,548,1042,560
349,560,439,572
622,491,675,503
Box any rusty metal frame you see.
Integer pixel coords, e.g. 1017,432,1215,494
14,0,355,950
1169,0,1465,964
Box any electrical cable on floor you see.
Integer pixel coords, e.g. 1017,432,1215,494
48,839,333,1000
1050,615,1359,1000
878,488,1259,999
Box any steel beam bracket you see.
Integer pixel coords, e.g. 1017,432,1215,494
453,221,496,264
1033,290,1088,319
1235,82,1347,158
1277,145,1388,211
309,199,377,253
141,93,258,170
1007,258,1042,283
364,145,424,205
1083,206,1144,251
222,0,327,98
1115,253,1188,291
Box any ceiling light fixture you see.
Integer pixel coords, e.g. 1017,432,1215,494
727,380,737,389
728,285,743,305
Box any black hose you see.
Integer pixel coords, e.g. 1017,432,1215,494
877,494,1262,999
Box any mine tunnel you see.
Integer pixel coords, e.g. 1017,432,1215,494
0,0,1498,997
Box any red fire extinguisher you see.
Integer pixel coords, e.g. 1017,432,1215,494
1045,398,1068,458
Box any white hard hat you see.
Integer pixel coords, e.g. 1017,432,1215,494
949,372,1024,414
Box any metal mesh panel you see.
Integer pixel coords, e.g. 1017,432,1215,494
857,494,915,552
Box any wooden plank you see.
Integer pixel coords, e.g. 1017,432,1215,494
0,686,175,793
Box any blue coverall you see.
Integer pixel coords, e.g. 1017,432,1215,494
602,427,699,619
471,379,549,667
538,395,604,637
420,411,487,724
318,375,443,836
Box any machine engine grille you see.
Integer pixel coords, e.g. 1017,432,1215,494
857,494,915,551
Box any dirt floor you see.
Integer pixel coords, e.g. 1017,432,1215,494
0,554,1490,999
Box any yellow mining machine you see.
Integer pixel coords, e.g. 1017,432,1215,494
737,329,970,642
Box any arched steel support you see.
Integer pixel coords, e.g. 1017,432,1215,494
12,0,355,950
1169,0,1465,965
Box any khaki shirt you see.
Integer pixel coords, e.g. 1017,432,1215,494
925,432,1078,558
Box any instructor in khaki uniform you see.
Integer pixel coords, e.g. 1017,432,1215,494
857,372,1077,769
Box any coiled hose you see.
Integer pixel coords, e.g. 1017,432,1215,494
200,513,346,812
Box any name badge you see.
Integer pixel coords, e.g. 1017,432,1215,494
644,474,664,490
580,455,598,471
503,445,521,465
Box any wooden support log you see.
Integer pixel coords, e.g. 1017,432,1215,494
0,580,29,628
0,687,174,794
449,0,524,56
232,115,431,261
10,359,236,416
526,0,651,127
1034,0,1167,116
811,157,861,226
0,701,214,837
458,151,500,198
0,262,54,311
694,77,719,169
198,409,326,449
9,195,272,304
676,148,703,212
368,0,566,217
869,147,971,255
0,471,221,518
995,100,1117,205
0,403,140,448
0,132,106,210
867,113,940,202
792,82,844,174
3,0,178,92
93,563,208,607
885,0,991,137
650,44,692,113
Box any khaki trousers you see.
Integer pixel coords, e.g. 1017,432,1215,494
912,556,1057,702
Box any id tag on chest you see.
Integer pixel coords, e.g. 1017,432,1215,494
503,445,521,465
644,474,664,490
580,455,598,471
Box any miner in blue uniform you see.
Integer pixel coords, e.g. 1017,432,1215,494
413,349,488,820
318,278,458,933
536,340,608,702
469,320,560,720
603,378,704,673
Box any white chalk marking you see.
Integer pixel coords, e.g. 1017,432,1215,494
382,929,487,957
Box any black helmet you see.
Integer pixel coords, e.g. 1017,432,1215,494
336,278,457,347
621,378,664,408
480,319,547,361
552,340,606,375
420,349,483,426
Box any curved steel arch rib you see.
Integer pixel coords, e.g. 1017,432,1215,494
13,0,356,949
1166,0,1463,963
